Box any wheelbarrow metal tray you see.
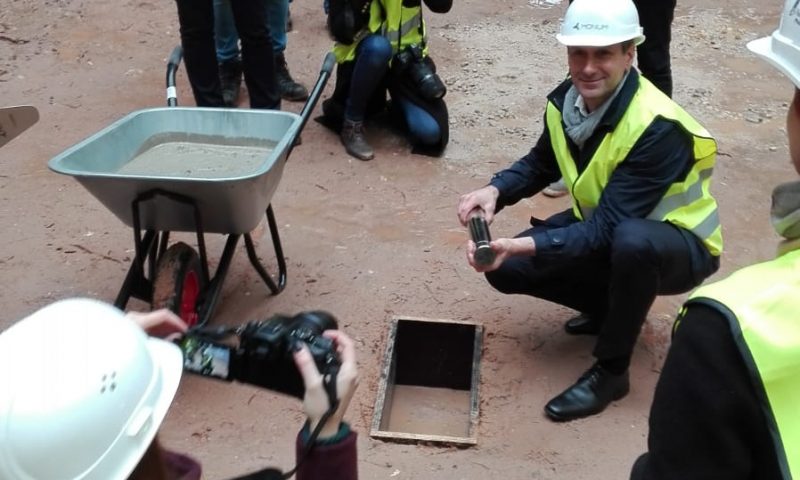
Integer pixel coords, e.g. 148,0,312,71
48,107,301,234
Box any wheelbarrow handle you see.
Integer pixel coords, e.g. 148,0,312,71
290,52,337,154
321,51,337,77
166,45,183,107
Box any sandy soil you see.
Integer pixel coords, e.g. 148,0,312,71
0,0,792,478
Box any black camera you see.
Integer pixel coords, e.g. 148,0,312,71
393,45,447,101
178,311,340,399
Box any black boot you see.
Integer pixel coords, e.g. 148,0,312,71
275,53,308,102
341,119,374,161
544,363,629,422
218,58,242,107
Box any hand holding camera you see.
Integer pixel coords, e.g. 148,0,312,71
296,330,359,439
178,311,342,399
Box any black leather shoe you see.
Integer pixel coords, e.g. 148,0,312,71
544,364,629,422
564,313,602,335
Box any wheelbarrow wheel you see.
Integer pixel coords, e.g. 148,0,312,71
152,242,203,327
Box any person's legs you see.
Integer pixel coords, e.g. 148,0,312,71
545,219,710,422
633,0,676,97
345,35,393,122
175,0,225,107
484,224,611,317
392,95,441,146
229,0,281,109
213,0,241,62
267,0,309,101
594,219,707,370
341,35,393,160
213,0,243,106
266,0,288,54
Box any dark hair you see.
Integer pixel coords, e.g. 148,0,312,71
621,39,636,53
128,436,168,480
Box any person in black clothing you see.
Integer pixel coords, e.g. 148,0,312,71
631,0,675,97
632,2,800,477
457,0,722,422
629,304,786,479
174,0,281,109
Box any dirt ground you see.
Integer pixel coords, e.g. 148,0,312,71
0,0,793,478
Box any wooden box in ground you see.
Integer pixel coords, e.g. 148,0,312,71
370,316,483,446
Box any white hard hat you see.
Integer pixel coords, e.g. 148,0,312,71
556,0,646,47
748,0,800,88
0,298,183,480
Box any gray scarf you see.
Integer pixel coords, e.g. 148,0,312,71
562,70,630,149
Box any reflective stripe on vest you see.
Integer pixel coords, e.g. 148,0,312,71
683,248,800,480
546,75,723,256
333,0,426,63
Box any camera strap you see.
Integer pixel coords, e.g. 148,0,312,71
185,325,343,480
226,365,342,480
377,0,426,53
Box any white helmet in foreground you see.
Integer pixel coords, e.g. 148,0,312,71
748,0,800,88
557,0,646,47
0,298,183,480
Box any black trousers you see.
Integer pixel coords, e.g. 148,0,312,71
485,216,717,369
175,0,280,109
633,0,677,97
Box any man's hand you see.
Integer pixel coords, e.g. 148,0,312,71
126,309,188,340
457,186,500,226
466,236,536,272
295,330,359,439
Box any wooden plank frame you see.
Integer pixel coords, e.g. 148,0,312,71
369,315,483,447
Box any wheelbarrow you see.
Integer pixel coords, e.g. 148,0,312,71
48,48,336,327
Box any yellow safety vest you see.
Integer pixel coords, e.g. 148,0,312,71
546,75,723,256
681,247,800,480
333,0,427,63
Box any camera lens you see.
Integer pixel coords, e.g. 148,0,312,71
293,311,338,335
416,71,446,100
408,61,446,100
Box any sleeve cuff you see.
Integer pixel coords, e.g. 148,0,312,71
300,421,351,447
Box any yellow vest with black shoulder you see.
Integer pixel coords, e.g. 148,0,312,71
680,247,800,480
545,75,723,256
332,0,428,63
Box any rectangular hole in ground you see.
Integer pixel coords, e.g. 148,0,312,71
378,319,477,439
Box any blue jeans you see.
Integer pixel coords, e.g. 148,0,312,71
345,35,440,146
214,0,288,62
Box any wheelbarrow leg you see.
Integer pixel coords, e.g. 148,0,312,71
196,233,241,325
243,204,287,295
114,230,158,309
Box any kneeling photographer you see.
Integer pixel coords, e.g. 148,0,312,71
0,298,359,480
322,0,452,161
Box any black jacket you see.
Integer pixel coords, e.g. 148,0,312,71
631,303,782,480
488,70,708,265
